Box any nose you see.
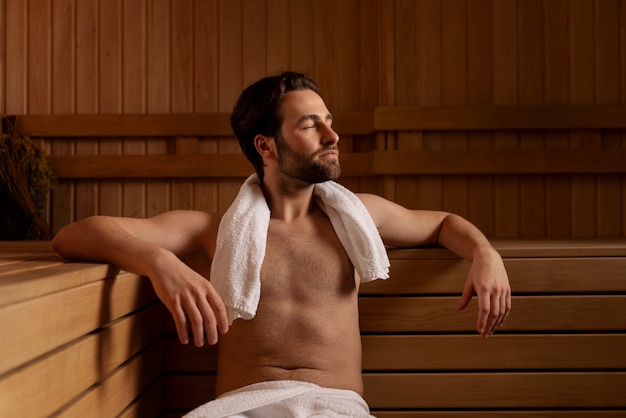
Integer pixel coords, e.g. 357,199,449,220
322,124,339,146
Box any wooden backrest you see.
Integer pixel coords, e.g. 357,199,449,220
1,240,624,417
0,241,163,417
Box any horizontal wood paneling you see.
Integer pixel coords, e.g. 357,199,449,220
55,342,163,418
374,106,626,130
372,149,626,174
2,0,624,239
363,373,626,409
0,306,162,417
16,112,373,137
361,334,626,370
359,295,626,332
0,242,164,418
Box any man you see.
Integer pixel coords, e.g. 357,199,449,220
52,72,511,417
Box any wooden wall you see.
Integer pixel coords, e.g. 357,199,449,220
1,0,625,238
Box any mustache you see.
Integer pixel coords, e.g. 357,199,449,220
314,146,339,157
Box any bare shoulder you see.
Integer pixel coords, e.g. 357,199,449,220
355,193,406,226
355,192,448,248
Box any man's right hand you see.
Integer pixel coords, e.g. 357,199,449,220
148,249,229,346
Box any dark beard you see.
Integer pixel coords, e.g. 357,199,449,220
276,142,341,184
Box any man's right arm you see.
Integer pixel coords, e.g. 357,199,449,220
52,211,229,346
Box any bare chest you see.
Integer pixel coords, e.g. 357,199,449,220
260,216,356,299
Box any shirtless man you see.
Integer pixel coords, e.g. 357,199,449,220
52,72,511,416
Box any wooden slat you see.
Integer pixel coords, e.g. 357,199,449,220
372,149,626,175
20,107,626,137
0,260,118,308
118,378,164,418
488,239,626,257
18,114,232,137
373,106,626,130
359,295,626,332
363,372,626,409
15,112,373,137
0,273,157,375
48,153,372,179
361,334,626,370
0,306,162,417
55,343,163,418
385,238,626,260
360,257,626,294
0,256,66,275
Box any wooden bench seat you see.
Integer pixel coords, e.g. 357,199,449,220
1,240,625,417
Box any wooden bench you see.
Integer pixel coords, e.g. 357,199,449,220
1,240,625,417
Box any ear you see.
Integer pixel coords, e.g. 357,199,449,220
254,134,275,159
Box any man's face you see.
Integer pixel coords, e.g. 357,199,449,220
274,89,341,183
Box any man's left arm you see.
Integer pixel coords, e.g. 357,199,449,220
358,193,511,338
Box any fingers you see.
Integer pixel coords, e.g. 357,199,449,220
477,285,511,338
456,277,474,311
169,282,229,347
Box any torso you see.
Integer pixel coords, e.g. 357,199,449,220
213,207,364,397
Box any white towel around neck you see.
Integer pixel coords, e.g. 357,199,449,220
210,174,390,325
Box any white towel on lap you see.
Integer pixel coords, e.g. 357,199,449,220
211,173,389,325
182,380,375,418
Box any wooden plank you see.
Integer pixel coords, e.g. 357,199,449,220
0,273,157,375
489,238,626,257
371,149,626,174
48,152,371,179
121,0,148,219
118,378,164,418
50,0,78,230
4,0,27,114
544,0,572,238
27,0,50,114
74,0,100,225
16,112,374,137
0,260,117,308
363,372,626,409
55,342,163,417
373,106,626,130
0,256,66,275
361,334,626,370
0,305,162,417
360,256,626,294
359,295,626,332
383,240,626,260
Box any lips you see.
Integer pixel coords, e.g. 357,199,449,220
318,149,339,158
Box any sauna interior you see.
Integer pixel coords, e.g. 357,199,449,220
1,1,625,417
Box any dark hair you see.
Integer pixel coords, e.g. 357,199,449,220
230,71,319,180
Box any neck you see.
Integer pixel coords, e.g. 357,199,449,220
261,174,317,221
